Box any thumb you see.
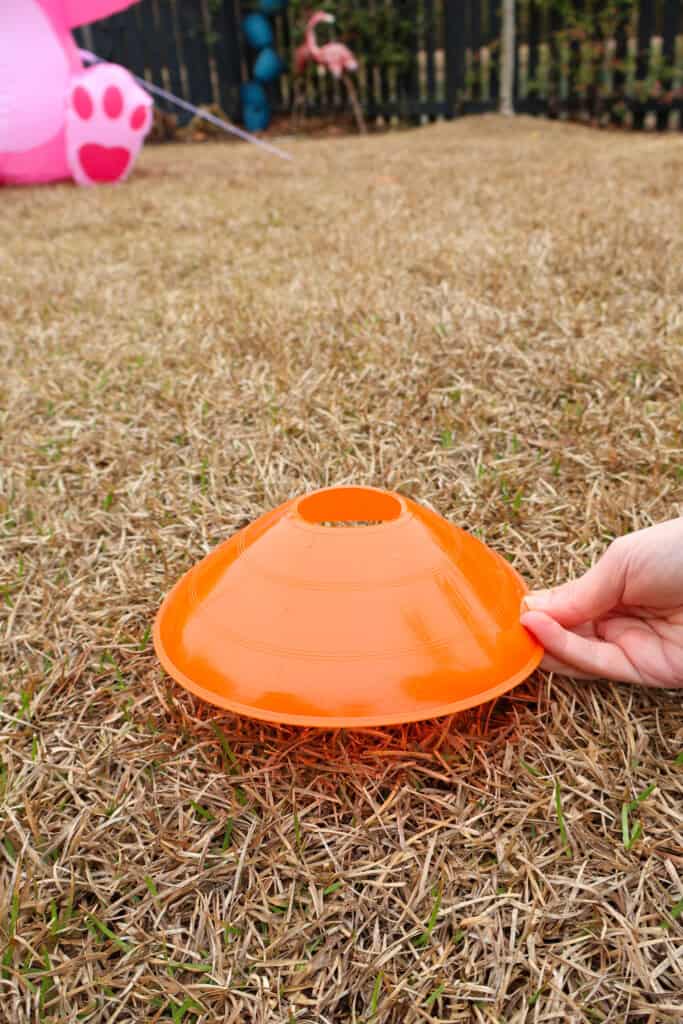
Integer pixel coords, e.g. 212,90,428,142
521,542,627,628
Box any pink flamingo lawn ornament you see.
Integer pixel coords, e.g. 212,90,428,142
303,11,366,134
290,38,313,132
294,40,312,76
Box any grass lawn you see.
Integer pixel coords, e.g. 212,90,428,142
1,116,683,1023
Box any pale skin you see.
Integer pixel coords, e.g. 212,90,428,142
520,517,683,688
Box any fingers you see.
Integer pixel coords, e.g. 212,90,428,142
521,540,628,628
520,610,642,684
594,615,654,643
539,653,600,680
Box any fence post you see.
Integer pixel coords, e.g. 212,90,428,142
547,0,563,118
214,0,244,121
444,0,466,118
488,0,501,105
470,0,482,105
662,0,680,69
567,0,584,120
633,0,655,129
660,0,679,132
398,0,421,123
610,0,629,124
423,0,438,119
177,0,213,107
527,0,542,115
500,0,515,115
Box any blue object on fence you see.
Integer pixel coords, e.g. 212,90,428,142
241,81,268,107
241,82,270,133
258,0,288,13
240,3,286,132
242,12,273,50
253,47,284,84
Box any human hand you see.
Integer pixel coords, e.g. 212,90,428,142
520,518,683,688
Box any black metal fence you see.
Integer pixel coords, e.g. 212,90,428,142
76,1,683,130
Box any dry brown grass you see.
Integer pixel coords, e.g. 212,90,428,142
1,116,683,1023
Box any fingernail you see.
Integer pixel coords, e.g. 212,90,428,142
521,589,551,612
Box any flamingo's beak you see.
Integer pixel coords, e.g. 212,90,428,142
324,13,335,22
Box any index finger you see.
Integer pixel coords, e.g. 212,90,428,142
520,610,642,684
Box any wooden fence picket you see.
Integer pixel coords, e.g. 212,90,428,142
75,0,683,131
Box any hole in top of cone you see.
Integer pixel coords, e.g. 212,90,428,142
296,487,403,527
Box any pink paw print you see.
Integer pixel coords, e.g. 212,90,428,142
66,64,152,186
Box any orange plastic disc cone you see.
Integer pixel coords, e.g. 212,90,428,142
153,486,543,727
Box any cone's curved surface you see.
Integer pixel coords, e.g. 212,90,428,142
154,487,543,727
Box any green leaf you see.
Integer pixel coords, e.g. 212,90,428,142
86,914,132,953
166,960,213,974
661,897,683,929
369,971,383,1015
9,889,19,940
199,457,209,493
425,983,445,1010
622,785,649,851
628,783,655,809
170,996,202,1023
190,801,215,821
413,886,442,948
209,721,239,772
221,819,234,850
1,948,12,981
144,875,159,900
621,802,630,848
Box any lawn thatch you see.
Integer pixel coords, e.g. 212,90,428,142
1,116,682,1023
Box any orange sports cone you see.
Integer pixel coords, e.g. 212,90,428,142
154,486,543,727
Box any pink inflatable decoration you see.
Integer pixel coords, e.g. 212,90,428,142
0,1,152,186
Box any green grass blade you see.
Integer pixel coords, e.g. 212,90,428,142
621,803,631,848
369,971,383,1015
190,801,215,821
86,914,132,953
209,722,239,772
413,887,442,947
629,783,655,809
661,896,683,929
9,889,20,940
520,758,543,778
425,983,445,1010
166,960,213,973
143,875,159,900
221,819,234,850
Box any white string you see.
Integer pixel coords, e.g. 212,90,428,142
78,49,293,162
